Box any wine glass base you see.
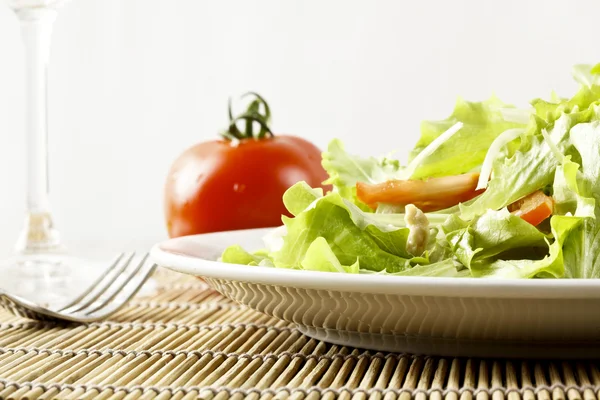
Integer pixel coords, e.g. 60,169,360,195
0,253,157,309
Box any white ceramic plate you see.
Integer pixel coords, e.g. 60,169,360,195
151,228,600,359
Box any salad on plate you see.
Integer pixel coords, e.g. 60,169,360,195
222,64,600,279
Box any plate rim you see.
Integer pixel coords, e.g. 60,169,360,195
150,228,600,300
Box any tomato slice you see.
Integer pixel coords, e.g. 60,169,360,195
356,172,484,212
508,190,554,226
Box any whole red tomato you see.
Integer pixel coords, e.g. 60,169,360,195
164,93,330,237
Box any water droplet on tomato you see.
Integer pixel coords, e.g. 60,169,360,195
233,183,246,193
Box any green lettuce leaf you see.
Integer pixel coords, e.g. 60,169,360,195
531,65,600,123
445,209,549,270
560,121,600,278
361,259,468,277
532,89,599,124
282,181,323,216
460,109,596,221
552,157,595,218
221,245,274,267
470,216,581,278
392,260,468,277
572,63,600,89
273,191,412,272
300,237,359,274
321,139,402,208
408,96,526,179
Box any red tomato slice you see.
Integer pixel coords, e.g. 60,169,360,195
508,190,554,226
356,172,484,212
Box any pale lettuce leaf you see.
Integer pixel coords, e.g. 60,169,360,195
572,63,600,89
561,121,600,278
321,139,403,207
460,110,596,221
409,96,526,179
470,216,581,278
282,181,323,216
445,209,548,270
300,237,359,274
552,157,595,218
273,191,412,272
221,245,274,267
361,259,468,277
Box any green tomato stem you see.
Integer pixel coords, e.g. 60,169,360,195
220,92,274,141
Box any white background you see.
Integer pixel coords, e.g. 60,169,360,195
0,0,597,256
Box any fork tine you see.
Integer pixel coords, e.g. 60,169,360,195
85,264,157,320
86,261,157,318
60,252,135,313
79,253,148,315
83,256,156,316
57,253,126,311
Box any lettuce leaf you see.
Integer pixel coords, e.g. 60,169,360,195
391,260,468,277
531,89,599,124
445,209,548,270
221,245,274,267
408,96,526,179
361,259,468,277
531,65,600,124
300,237,359,274
321,139,402,208
460,109,596,221
273,190,413,272
572,63,600,90
282,181,323,216
552,157,595,218
560,121,600,278
470,216,580,278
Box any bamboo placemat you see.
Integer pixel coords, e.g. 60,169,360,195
1,269,600,399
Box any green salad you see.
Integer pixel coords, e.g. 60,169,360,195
221,63,600,279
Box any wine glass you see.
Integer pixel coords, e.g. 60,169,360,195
1,0,118,305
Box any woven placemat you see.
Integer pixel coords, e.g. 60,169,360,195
1,268,600,400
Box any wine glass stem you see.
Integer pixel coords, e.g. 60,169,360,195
15,8,62,254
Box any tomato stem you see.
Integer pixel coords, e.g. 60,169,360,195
221,92,274,140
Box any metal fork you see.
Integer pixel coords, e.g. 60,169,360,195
0,253,157,323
